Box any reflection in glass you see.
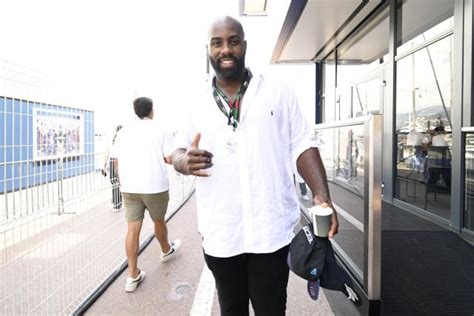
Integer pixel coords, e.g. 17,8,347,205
352,77,382,117
465,134,474,231
315,125,367,280
337,57,386,120
314,129,335,181
315,125,365,196
395,35,453,219
322,59,336,123
336,126,365,196
336,10,388,120
397,0,454,56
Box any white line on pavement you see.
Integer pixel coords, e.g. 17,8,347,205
190,264,216,316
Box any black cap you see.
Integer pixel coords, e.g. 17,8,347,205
287,224,326,281
288,224,362,306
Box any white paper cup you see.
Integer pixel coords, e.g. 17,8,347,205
309,205,333,237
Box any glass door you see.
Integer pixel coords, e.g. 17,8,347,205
395,34,453,220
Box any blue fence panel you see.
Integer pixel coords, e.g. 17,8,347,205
14,114,21,146
0,110,4,162
0,96,95,193
6,113,13,146
14,99,22,114
5,98,13,113
21,115,29,145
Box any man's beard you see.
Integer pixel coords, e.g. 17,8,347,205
209,55,245,80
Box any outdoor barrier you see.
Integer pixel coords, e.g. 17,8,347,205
299,114,382,303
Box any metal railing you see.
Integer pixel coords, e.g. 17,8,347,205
0,62,197,315
302,114,382,301
0,157,195,315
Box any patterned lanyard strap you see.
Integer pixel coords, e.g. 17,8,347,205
212,69,252,130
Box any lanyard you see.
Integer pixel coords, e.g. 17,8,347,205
212,69,252,130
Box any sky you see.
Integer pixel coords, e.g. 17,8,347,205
0,0,296,136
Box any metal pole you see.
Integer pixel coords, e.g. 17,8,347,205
366,114,382,300
57,136,65,215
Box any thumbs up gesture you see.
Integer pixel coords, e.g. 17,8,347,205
176,133,213,177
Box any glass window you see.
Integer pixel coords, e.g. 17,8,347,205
322,58,336,123
336,11,389,120
465,134,474,231
335,125,365,196
314,124,366,276
397,0,454,56
395,34,453,218
352,73,383,117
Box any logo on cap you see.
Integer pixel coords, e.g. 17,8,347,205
303,226,313,244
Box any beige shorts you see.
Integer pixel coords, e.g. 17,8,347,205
122,191,169,222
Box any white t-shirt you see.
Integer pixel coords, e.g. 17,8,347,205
174,70,315,257
406,130,423,146
432,133,448,147
111,119,171,194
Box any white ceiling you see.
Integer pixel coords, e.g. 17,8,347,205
277,0,383,62
279,0,361,61
273,0,454,63
335,6,389,64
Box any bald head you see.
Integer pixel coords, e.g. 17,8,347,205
207,15,247,81
208,16,245,41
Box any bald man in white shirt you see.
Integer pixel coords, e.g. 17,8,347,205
173,17,338,315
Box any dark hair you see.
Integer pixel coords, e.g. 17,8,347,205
133,97,153,119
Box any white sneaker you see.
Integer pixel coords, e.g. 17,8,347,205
112,207,122,213
125,270,145,292
160,239,182,262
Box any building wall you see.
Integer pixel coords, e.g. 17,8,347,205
319,0,474,238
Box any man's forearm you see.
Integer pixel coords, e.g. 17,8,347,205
296,147,331,203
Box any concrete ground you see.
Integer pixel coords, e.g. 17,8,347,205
85,195,350,316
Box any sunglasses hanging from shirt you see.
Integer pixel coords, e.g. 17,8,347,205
212,69,252,130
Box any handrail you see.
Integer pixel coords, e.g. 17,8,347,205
314,113,379,130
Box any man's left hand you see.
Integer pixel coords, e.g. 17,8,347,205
314,199,339,238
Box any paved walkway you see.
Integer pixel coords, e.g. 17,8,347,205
85,194,355,315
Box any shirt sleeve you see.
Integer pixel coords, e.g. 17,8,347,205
162,128,174,157
285,83,317,182
172,110,196,151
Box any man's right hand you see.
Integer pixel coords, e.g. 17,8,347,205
172,133,213,177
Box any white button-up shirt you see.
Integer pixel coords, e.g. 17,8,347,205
175,71,315,257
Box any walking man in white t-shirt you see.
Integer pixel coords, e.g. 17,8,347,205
112,97,181,292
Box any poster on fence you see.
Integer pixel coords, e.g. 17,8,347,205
32,108,84,160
